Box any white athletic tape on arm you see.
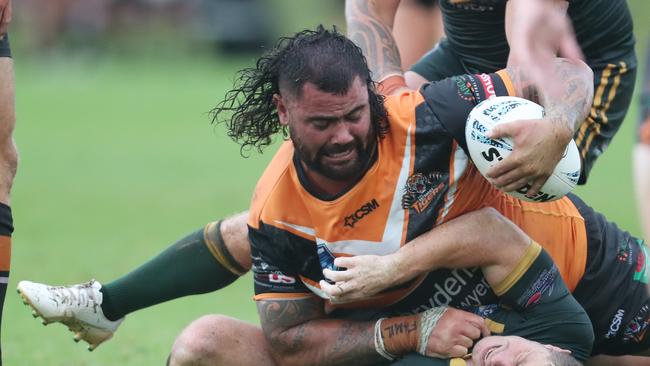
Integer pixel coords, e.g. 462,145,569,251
374,318,397,361
417,306,448,355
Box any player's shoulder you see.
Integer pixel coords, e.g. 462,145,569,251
384,89,425,120
248,141,297,228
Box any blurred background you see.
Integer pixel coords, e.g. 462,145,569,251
4,0,650,364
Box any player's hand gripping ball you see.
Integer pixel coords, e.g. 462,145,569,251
465,96,581,202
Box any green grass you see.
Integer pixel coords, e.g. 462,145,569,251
7,56,276,365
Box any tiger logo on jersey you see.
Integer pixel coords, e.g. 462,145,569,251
402,172,448,213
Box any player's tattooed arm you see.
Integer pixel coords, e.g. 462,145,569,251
257,296,383,366
506,58,594,138
345,0,403,82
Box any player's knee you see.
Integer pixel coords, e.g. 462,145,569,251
169,315,235,366
476,207,529,247
221,211,252,270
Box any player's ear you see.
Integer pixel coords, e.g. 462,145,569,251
273,94,289,126
544,344,571,354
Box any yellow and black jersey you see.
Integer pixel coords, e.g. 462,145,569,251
436,0,635,73
394,243,594,365
249,71,588,314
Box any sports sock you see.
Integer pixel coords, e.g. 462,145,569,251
100,220,246,321
0,204,13,365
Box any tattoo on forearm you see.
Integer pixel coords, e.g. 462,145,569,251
508,60,592,136
384,320,417,338
257,298,382,365
346,0,402,81
545,60,592,134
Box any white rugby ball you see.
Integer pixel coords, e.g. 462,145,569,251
465,96,581,203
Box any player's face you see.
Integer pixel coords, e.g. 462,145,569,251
471,336,556,366
276,77,375,182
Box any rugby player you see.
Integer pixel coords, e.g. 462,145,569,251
15,0,629,355
191,24,591,364
334,207,595,366
18,24,597,364
0,29,17,366
179,26,600,365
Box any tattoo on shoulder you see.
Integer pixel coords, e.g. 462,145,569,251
346,0,402,81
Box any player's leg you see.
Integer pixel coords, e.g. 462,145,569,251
18,211,252,350
393,0,443,70
635,41,650,240
0,35,16,366
573,52,637,184
98,211,250,321
168,315,275,366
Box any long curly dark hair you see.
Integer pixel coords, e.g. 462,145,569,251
211,25,389,154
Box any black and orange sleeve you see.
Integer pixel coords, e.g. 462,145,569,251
249,223,314,301
419,72,514,153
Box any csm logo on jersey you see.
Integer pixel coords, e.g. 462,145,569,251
343,199,380,228
605,308,625,339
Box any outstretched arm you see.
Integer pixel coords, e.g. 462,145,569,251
505,0,582,97
321,208,533,302
257,295,488,366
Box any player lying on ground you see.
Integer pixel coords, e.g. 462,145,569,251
175,208,595,366
13,0,613,354
354,207,595,366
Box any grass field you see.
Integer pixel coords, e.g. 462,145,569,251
7,56,273,365
3,2,650,364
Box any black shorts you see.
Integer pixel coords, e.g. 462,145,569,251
411,41,637,184
0,35,9,58
570,194,650,355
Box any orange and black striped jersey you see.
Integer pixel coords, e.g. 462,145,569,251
249,71,588,314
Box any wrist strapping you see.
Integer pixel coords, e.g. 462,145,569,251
417,306,448,355
374,318,397,361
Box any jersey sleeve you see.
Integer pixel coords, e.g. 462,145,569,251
249,223,316,301
418,71,514,154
